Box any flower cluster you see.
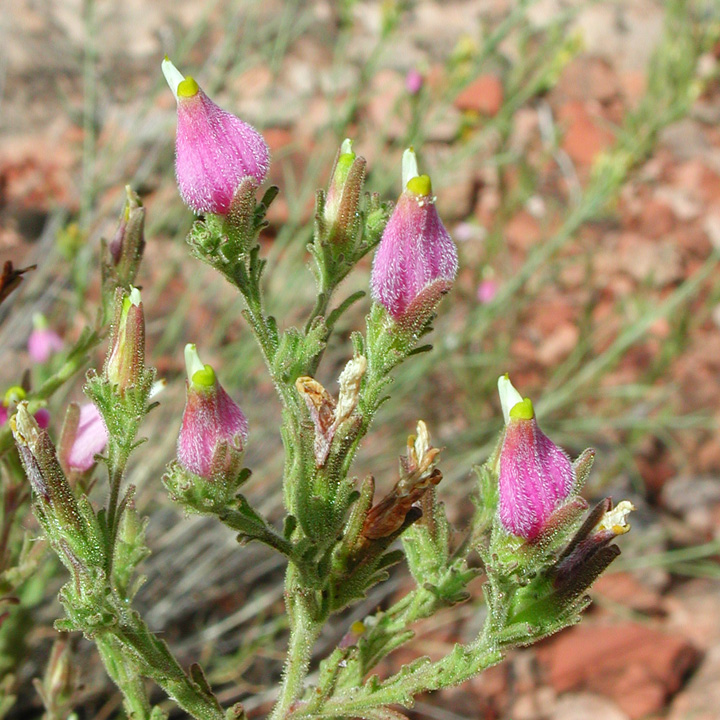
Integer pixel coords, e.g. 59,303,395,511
5,58,634,720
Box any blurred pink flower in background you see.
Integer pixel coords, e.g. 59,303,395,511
476,278,498,304
28,314,63,363
34,407,50,429
405,68,424,95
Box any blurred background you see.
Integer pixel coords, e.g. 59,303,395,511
2,0,720,717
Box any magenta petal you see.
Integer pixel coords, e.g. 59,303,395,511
371,190,458,320
177,381,248,479
175,90,269,215
67,403,109,472
498,417,574,540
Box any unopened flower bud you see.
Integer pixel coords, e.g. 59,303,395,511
323,138,366,246
108,185,146,288
371,148,457,323
162,57,270,215
104,287,145,392
496,375,575,541
10,403,85,538
28,314,63,364
177,344,248,479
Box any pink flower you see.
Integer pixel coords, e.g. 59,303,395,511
28,315,63,363
162,58,269,215
496,376,575,540
371,149,458,322
66,403,109,472
476,278,498,304
34,407,50,429
0,405,7,425
405,69,424,95
177,344,248,479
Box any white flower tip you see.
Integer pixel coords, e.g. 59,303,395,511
340,138,353,155
402,147,419,187
149,378,167,399
414,420,430,461
161,56,185,100
498,374,523,424
128,287,142,306
184,343,205,382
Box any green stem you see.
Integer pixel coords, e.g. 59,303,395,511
96,635,152,720
105,465,125,574
108,611,225,720
269,565,324,720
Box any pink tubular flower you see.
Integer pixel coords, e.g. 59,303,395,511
177,344,248,479
371,148,458,322
66,403,109,472
496,375,575,541
162,58,269,215
28,314,63,364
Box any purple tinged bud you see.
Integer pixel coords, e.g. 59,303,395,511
371,148,458,322
108,185,146,288
177,344,248,479
496,375,575,541
64,403,109,472
162,57,270,215
28,314,63,363
10,402,84,534
104,287,145,392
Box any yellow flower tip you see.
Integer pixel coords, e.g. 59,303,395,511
4,385,26,406
350,620,366,635
509,397,534,421
191,364,216,388
406,174,432,196
177,76,200,98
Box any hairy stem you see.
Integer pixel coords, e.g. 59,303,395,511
269,565,324,720
96,635,152,720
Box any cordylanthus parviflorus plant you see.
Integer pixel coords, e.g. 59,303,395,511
10,59,634,720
